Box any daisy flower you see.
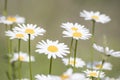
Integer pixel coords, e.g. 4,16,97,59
93,43,120,58
36,39,70,59
80,10,111,23
14,24,46,40
61,22,84,31
62,25,91,40
35,74,61,80
0,15,25,25
84,69,105,78
5,29,28,41
69,73,86,80
87,61,112,70
60,68,73,80
62,57,86,68
10,52,35,62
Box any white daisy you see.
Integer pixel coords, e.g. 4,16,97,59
93,43,120,57
14,24,46,40
10,52,35,62
61,22,84,31
60,68,73,80
62,57,85,68
80,10,111,23
35,74,61,80
0,15,25,25
62,25,91,40
87,61,112,70
5,29,28,41
69,73,86,80
84,69,105,78
36,39,70,59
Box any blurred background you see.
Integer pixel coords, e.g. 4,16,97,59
0,0,120,79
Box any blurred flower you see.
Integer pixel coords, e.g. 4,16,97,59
10,52,35,62
103,76,120,80
60,68,73,80
61,22,84,31
35,74,60,80
16,78,29,80
36,39,70,59
93,43,120,57
62,57,85,68
69,73,86,80
5,29,28,41
80,10,111,23
62,24,91,40
84,69,105,78
14,24,46,40
87,61,112,70
0,15,25,25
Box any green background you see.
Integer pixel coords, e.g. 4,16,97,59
0,0,120,79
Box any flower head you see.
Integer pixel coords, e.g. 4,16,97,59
62,57,85,68
93,43,120,57
36,39,70,59
87,61,112,70
35,74,60,80
14,24,46,40
60,68,73,80
10,52,35,62
0,15,25,25
5,29,28,41
69,73,86,80
80,10,111,23
62,23,91,40
84,69,105,78
16,78,29,80
61,22,84,31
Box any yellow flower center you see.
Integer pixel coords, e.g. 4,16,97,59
16,33,24,38
7,17,16,22
71,27,78,31
61,74,69,80
95,64,103,69
73,31,82,38
89,72,97,77
25,28,35,34
69,60,76,65
18,56,24,61
91,15,99,20
47,45,58,52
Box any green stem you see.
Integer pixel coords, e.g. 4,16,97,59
49,57,53,74
68,38,74,65
73,40,78,72
11,62,16,80
28,34,33,80
3,0,8,16
18,39,21,80
97,59,105,80
91,20,95,69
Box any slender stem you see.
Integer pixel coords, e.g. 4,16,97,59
28,34,33,80
73,40,78,71
91,20,95,69
3,0,8,16
97,59,105,80
11,62,16,80
49,57,53,74
7,25,13,80
68,38,74,65
18,39,21,80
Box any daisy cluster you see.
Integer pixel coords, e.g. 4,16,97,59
1,9,120,80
